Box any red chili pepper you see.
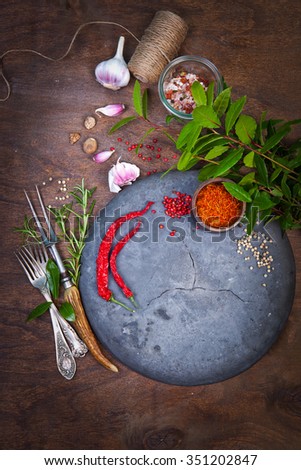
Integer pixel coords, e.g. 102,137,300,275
96,201,154,310
110,220,142,306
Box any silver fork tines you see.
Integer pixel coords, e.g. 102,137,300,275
17,243,88,359
16,246,46,288
15,245,77,380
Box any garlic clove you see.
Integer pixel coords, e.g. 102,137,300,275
95,36,130,91
95,104,125,117
93,149,115,163
108,157,140,193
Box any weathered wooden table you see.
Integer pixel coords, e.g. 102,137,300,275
0,0,300,450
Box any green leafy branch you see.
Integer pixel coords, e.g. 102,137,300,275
110,80,301,233
109,80,177,146
176,82,301,232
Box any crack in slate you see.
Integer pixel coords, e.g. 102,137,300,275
182,240,197,289
146,241,247,308
146,286,247,308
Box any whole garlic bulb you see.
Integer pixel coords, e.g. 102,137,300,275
95,36,130,91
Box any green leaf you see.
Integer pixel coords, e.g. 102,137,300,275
246,203,258,234
191,81,207,106
235,114,257,144
276,118,301,132
210,148,244,178
59,302,76,322
261,125,291,152
206,81,215,105
222,181,252,202
142,89,148,119
192,105,221,128
271,188,283,197
243,151,255,167
281,174,292,200
279,212,294,231
225,95,246,135
198,163,217,181
192,134,228,155
135,127,155,151
254,154,269,187
253,191,276,210
46,259,60,299
270,166,282,182
213,87,231,118
27,301,52,322
292,183,301,198
133,80,143,116
165,115,175,124
205,145,229,160
177,150,199,171
176,121,202,150
256,111,267,145
108,116,136,134
239,171,256,186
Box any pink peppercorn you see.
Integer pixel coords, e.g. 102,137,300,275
162,191,192,218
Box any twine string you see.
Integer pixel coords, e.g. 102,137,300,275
0,21,140,102
128,11,188,83
0,12,188,101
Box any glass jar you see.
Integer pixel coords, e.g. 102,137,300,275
158,55,223,120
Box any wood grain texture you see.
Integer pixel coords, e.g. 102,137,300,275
0,0,300,450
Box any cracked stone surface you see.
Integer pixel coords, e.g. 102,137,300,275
80,171,296,386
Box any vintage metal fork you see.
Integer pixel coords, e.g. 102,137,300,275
15,246,76,380
26,243,88,358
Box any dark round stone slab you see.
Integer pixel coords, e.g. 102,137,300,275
79,171,296,386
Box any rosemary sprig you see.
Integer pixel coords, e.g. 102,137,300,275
50,179,96,286
14,214,41,243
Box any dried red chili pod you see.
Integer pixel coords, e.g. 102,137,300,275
110,220,142,307
96,201,154,310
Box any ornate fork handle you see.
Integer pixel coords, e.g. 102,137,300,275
51,305,88,358
49,309,76,380
41,287,88,358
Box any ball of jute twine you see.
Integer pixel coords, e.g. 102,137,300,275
128,11,188,84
